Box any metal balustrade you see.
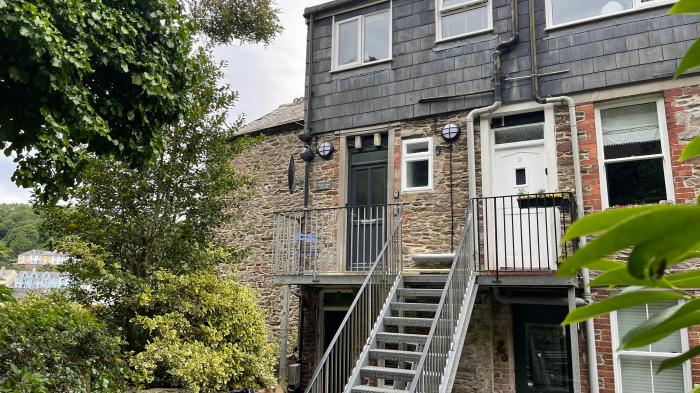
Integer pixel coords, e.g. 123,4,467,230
408,206,478,393
469,192,578,281
272,205,394,276
303,206,403,393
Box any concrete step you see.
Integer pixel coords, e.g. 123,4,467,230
390,302,439,312
360,366,416,382
375,332,428,345
384,316,434,328
369,348,422,363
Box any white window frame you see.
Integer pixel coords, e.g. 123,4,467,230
435,0,493,43
610,303,692,393
401,137,434,192
545,0,677,30
594,97,675,209
332,7,392,72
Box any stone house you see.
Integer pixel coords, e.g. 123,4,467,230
229,0,700,392
16,250,68,265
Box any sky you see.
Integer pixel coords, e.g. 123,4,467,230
0,0,325,204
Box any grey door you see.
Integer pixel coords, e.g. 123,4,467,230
347,150,387,271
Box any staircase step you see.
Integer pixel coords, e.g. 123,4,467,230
403,275,448,284
397,288,443,298
376,332,428,345
384,316,434,327
391,302,439,312
360,366,416,382
369,348,422,362
352,385,407,393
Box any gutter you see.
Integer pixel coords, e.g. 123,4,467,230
528,1,599,391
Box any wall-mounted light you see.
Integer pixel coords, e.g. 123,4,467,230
317,141,334,160
354,135,363,150
441,123,461,143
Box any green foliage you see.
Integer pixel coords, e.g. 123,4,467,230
38,40,270,391
558,135,700,375
0,204,46,266
0,0,200,203
0,292,128,392
187,0,282,45
671,0,700,77
131,271,276,392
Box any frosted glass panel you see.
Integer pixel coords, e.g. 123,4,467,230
441,6,489,38
551,0,633,25
601,102,660,147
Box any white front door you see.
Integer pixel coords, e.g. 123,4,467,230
485,122,557,270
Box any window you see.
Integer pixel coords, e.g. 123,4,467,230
596,99,674,208
612,302,691,393
436,0,492,41
547,0,676,28
333,9,391,70
402,137,433,191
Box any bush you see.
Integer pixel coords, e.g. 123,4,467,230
0,292,129,392
130,271,276,393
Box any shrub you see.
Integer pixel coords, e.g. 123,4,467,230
0,292,128,392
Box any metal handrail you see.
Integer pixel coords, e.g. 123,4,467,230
303,206,404,393
408,206,476,393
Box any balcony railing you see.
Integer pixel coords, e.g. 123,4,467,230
272,205,397,277
469,192,578,280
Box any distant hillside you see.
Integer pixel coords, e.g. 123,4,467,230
0,204,47,267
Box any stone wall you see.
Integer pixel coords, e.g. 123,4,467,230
223,129,304,345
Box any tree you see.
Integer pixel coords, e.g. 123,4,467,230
0,292,128,392
0,204,46,266
0,0,280,203
130,271,276,392
39,42,271,390
558,1,700,388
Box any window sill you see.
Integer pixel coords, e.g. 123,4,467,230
401,186,434,193
545,0,677,32
434,28,493,46
331,58,393,74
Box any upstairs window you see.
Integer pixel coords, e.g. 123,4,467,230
402,138,433,192
436,0,492,41
547,0,676,28
596,99,674,208
333,9,391,70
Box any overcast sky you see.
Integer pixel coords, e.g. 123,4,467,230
0,0,324,204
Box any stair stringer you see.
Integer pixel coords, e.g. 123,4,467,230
343,274,404,393
440,272,479,393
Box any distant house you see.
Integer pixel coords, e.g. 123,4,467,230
0,268,16,287
16,250,69,266
11,269,69,296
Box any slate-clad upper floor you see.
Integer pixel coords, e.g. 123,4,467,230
305,0,700,135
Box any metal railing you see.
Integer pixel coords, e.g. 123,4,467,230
272,205,394,276
304,207,403,393
408,206,477,393
469,192,578,280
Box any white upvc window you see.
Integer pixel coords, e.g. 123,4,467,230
435,0,492,42
594,98,675,209
401,137,433,192
332,9,391,71
546,0,677,29
610,302,692,393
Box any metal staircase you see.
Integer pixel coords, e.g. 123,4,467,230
304,207,479,393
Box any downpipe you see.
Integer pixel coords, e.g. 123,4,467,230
527,0,599,389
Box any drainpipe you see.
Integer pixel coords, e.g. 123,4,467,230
466,0,519,198
528,0,599,390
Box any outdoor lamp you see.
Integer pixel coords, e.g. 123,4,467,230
441,123,461,143
317,141,334,160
